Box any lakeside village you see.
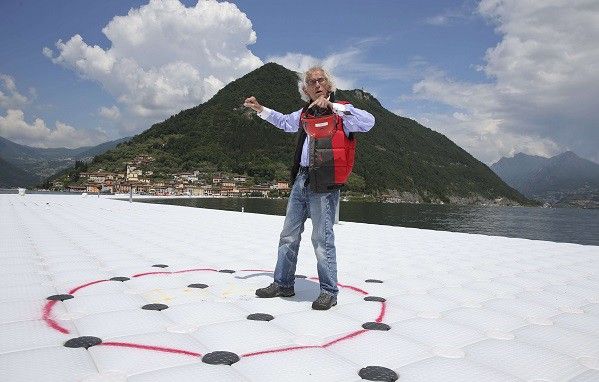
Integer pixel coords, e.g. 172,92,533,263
44,155,521,205
50,155,291,198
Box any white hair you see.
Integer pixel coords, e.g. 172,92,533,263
297,66,336,102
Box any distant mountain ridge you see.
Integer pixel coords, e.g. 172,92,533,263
0,156,40,187
0,136,131,186
491,151,599,208
67,62,531,205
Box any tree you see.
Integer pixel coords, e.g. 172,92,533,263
345,173,366,192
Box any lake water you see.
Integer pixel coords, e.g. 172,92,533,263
137,197,599,246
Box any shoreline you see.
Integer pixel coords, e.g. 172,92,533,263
0,188,595,210
0,188,572,210
2,188,597,210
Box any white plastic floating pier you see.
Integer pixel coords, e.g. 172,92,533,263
1,193,598,381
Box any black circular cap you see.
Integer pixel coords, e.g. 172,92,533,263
218,269,235,273
202,351,240,365
247,313,274,321
188,283,209,289
142,303,169,311
47,294,74,301
358,366,399,381
152,264,169,268
365,279,383,283
64,336,102,349
362,322,391,331
295,274,307,279
364,296,386,302
110,277,130,282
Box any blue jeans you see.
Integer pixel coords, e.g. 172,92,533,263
273,167,340,295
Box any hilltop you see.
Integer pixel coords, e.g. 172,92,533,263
51,63,531,205
492,151,599,208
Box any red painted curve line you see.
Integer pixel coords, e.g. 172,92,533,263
375,301,387,323
322,329,368,348
309,277,369,295
173,268,218,274
69,279,109,294
132,271,171,278
44,268,224,332
242,345,321,357
337,282,369,295
99,341,202,357
43,279,110,334
42,300,69,334
242,329,369,357
42,266,383,361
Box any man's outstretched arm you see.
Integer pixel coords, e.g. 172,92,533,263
244,96,301,133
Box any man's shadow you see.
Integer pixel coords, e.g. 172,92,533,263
236,272,321,302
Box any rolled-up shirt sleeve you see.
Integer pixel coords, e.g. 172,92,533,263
257,107,301,133
332,103,375,133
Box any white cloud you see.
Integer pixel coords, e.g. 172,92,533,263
0,109,107,148
0,74,29,109
424,3,476,26
266,52,355,91
42,47,53,59
452,112,471,122
99,105,120,120
411,0,599,163
410,110,560,162
45,0,262,126
267,40,413,93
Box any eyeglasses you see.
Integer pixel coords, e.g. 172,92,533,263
306,77,328,87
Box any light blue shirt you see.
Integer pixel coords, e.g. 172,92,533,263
257,102,375,166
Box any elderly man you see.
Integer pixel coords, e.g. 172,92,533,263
244,66,375,310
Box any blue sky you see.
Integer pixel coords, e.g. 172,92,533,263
1,0,597,164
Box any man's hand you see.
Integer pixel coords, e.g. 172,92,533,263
308,96,333,110
244,96,264,113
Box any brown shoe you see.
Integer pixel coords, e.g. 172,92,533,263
255,283,295,298
312,292,337,310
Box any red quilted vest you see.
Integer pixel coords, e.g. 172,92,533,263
299,101,356,192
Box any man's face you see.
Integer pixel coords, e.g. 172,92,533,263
304,70,331,101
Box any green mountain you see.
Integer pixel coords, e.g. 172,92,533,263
0,156,40,187
492,151,599,208
69,62,531,205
